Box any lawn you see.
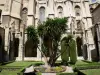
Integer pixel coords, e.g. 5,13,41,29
75,60,100,75
80,69,100,75
0,61,43,75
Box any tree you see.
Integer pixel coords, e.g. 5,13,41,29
37,18,68,66
26,26,39,52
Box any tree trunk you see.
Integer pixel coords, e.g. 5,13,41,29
37,47,50,68
48,41,58,66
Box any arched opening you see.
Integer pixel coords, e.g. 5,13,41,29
14,38,19,57
39,7,45,23
0,27,5,62
76,37,83,56
57,6,63,18
75,5,81,16
25,39,37,57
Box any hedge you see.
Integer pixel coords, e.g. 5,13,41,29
69,39,77,64
61,40,69,63
75,65,100,70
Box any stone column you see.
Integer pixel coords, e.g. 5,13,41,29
86,29,95,61
86,18,95,61
37,38,42,61
4,27,10,61
17,33,23,61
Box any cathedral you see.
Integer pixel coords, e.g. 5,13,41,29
0,0,96,62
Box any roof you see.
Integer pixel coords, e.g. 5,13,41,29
91,4,100,13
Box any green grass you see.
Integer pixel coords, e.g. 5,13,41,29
75,60,100,66
0,70,18,75
1,61,43,66
0,61,44,75
80,69,100,75
74,60,100,75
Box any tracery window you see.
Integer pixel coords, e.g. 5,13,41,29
75,5,81,16
57,6,63,18
22,8,28,25
39,7,45,23
77,20,82,29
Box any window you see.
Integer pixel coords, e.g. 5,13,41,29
77,20,81,29
57,6,63,18
39,7,45,23
22,8,28,24
75,5,81,16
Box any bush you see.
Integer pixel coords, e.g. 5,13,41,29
75,65,100,70
69,39,77,64
61,40,69,64
53,67,63,72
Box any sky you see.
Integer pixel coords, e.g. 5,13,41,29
89,0,100,3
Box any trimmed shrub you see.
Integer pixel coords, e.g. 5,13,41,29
75,65,100,70
69,39,77,64
61,40,69,64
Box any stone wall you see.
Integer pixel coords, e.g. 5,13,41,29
92,5,100,24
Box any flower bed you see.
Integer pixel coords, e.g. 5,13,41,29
34,66,66,73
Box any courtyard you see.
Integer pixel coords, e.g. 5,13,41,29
0,0,100,75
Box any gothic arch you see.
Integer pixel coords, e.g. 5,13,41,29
76,36,83,56
75,5,81,16
39,6,45,23
57,6,63,18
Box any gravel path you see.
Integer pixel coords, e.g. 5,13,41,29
64,66,73,73
24,66,34,73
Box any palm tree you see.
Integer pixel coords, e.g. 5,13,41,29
37,18,68,66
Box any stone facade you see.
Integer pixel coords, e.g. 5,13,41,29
90,4,100,61
0,0,95,61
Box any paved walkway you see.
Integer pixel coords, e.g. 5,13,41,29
64,66,73,73
24,66,34,73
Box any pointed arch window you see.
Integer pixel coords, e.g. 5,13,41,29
77,20,82,30
39,7,45,23
75,5,81,16
57,6,63,18
22,8,28,25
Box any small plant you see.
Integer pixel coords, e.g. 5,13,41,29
53,67,63,72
